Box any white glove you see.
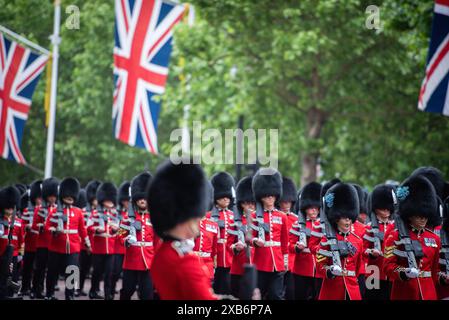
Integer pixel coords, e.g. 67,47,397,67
405,267,419,279
125,235,137,245
17,255,23,263
330,265,343,276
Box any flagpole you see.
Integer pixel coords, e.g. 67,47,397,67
44,0,61,178
0,25,50,56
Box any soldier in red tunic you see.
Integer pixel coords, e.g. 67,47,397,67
31,177,59,299
383,175,446,300
77,180,101,297
119,172,155,300
290,181,323,300
45,177,91,300
227,176,255,299
363,184,395,300
0,186,22,300
193,216,218,282
111,181,130,299
206,172,235,295
278,177,297,300
149,159,217,300
251,168,289,300
88,182,118,300
316,183,364,300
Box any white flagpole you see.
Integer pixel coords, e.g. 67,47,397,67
44,0,61,178
0,25,50,56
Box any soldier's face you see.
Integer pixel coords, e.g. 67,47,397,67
306,207,319,220
136,199,147,210
358,213,368,224
3,208,13,219
103,200,114,209
261,196,275,208
92,199,98,207
241,201,255,212
63,197,74,205
216,197,230,209
121,200,129,209
280,201,292,213
35,198,42,206
410,216,428,229
375,209,390,220
47,195,57,204
337,217,352,233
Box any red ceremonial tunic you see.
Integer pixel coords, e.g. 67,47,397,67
206,209,234,268
32,204,56,249
352,220,367,275
226,214,254,276
289,218,324,278
120,211,154,271
45,206,89,254
152,240,218,300
362,219,394,280
87,209,118,255
316,231,364,300
251,209,289,272
193,217,218,280
113,209,128,255
22,206,39,253
0,218,24,257
284,211,297,271
383,227,440,300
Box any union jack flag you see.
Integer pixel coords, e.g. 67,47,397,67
113,0,185,154
419,0,449,115
0,33,48,164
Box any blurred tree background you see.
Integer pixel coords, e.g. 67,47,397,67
0,0,447,189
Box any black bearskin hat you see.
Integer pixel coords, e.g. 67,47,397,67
370,184,395,213
97,182,118,206
252,168,282,201
320,178,341,200
15,183,27,196
131,172,152,203
206,180,214,211
118,181,131,204
280,177,297,203
59,177,80,202
352,184,368,214
397,175,439,226
19,192,29,211
211,172,235,201
298,181,322,214
236,176,254,216
411,166,449,200
42,177,59,200
148,159,209,239
75,189,87,209
29,180,42,205
324,183,359,224
86,180,101,204
0,186,20,210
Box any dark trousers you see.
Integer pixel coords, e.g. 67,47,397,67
111,254,124,295
90,254,113,298
230,274,241,299
294,274,322,300
79,249,92,292
257,270,284,300
21,252,35,292
120,269,153,300
46,251,79,299
32,248,48,295
358,274,366,299
213,267,231,295
283,271,294,300
365,279,391,300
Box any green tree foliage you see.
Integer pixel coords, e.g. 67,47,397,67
0,0,447,189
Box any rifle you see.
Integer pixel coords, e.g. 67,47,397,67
294,192,310,248
22,189,34,227
391,190,423,270
440,228,449,277
0,206,21,296
119,203,141,243
317,197,343,269
252,202,269,242
228,187,246,244
363,210,383,254
239,207,257,300
54,197,67,233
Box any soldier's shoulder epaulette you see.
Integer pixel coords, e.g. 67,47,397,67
424,228,438,236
